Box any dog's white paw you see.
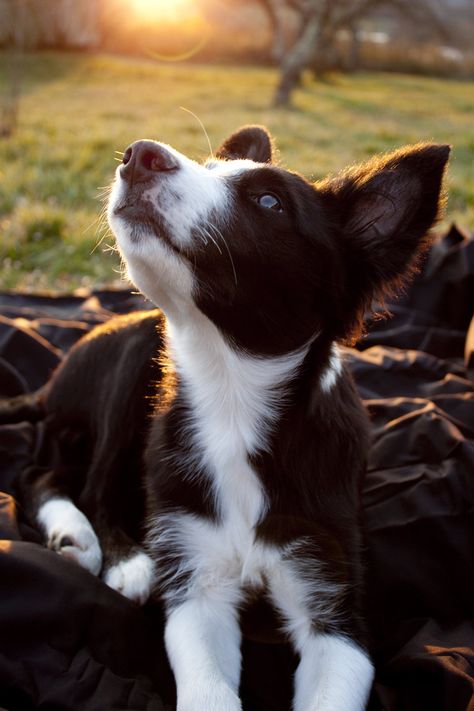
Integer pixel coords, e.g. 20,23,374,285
103,551,155,605
38,497,102,575
177,682,242,711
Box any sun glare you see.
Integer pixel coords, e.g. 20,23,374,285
130,0,195,22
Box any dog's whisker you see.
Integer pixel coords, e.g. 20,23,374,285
207,221,237,285
180,106,214,158
89,203,115,254
202,227,222,255
91,229,111,255
192,228,206,248
81,213,103,237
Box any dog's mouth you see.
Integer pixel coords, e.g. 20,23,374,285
112,193,183,257
112,197,145,219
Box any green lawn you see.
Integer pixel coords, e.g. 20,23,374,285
1,52,473,291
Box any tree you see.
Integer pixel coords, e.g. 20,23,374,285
252,0,448,106
0,0,27,138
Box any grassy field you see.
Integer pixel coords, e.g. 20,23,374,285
1,52,473,291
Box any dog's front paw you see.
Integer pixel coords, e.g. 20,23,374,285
177,682,242,711
39,498,102,575
103,550,155,605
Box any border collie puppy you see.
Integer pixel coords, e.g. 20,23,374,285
26,126,449,711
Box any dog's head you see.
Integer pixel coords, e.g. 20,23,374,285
108,125,449,355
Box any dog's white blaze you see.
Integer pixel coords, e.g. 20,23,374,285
320,343,343,392
38,497,102,575
141,150,230,249
140,151,258,248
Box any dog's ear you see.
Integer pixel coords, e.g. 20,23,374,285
318,143,450,342
216,125,273,162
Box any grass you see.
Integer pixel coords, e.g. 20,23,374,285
0,51,473,291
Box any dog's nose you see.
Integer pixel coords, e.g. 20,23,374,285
120,140,179,183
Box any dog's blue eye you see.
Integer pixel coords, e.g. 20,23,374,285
256,193,282,212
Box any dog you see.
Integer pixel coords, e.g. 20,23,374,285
22,125,449,711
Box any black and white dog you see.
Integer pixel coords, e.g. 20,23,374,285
24,126,449,710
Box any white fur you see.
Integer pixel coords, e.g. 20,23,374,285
138,152,258,251
38,497,102,575
165,593,243,711
293,634,374,711
320,343,343,393
104,550,155,604
149,510,280,604
107,191,195,323
167,314,310,525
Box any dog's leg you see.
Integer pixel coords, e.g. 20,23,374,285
268,555,374,711
293,633,373,711
165,592,243,711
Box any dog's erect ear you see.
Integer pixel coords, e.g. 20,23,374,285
216,125,273,162
318,143,450,341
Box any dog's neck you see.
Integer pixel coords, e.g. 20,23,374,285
167,309,340,526
164,308,314,525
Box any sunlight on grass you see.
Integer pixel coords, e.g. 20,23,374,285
0,53,472,291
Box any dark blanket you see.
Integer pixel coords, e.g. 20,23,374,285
0,224,473,711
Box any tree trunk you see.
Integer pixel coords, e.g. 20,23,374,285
260,0,287,63
273,17,320,106
0,1,25,138
347,22,361,71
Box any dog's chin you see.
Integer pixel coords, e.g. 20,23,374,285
109,214,195,319
111,199,180,249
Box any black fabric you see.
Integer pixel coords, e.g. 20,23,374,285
0,224,473,710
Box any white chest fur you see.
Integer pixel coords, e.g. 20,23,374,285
149,309,310,599
166,310,308,528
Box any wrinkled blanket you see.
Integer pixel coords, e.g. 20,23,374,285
0,224,473,711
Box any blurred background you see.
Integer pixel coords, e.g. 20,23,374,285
0,0,473,291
